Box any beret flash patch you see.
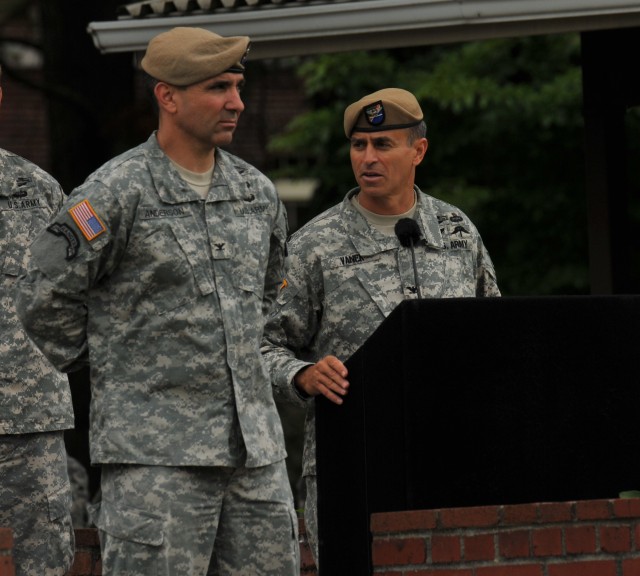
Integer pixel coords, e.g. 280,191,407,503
364,101,385,126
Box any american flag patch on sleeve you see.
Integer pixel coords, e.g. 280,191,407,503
68,199,106,241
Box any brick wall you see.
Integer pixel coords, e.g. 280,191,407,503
371,498,640,575
4,499,640,575
0,529,14,576
70,529,101,576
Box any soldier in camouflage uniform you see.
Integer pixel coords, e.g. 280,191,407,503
16,28,299,576
0,65,75,576
261,87,501,566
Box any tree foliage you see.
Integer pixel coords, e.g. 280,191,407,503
268,35,590,296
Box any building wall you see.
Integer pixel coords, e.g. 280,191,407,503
0,5,50,171
1,10,307,180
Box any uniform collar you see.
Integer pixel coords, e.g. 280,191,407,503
342,186,445,254
144,133,250,205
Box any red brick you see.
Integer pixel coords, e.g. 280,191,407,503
297,520,317,575
476,564,542,576
537,502,573,523
0,556,15,576
464,533,495,561
499,529,531,558
565,525,596,554
372,537,427,566
431,534,462,563
548,560,616,576
439,505,500,529
532,527,563,557
408,570,473,576
600,525,631,553
0,530,13,550
575,499,611,520
622,558,640,575
74,528,100,548
371,509,437,533
69,551,94,576
299,544,316,572
614,498,640,518
503,503,538,525
0,529,14,576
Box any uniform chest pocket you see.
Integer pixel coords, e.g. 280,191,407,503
220,216,272,297
118,225,203,317
322,252,404,319
322,256,384,308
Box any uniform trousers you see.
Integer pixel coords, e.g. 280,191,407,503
91,460,300,576
0,431,75,576
303,475,319,568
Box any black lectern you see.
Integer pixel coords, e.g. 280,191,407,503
316,295,640,575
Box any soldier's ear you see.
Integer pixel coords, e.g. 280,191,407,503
154,82,178,115
413,137,428,166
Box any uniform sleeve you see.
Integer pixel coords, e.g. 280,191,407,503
261,245,319,407
16,182,130,372
475,236,501,297
261,197,288,317
43,175,65,215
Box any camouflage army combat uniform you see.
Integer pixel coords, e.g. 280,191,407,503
0,148,75,576
261,186,501,561
16,133,299,575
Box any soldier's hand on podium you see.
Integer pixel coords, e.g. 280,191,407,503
294,355,349,405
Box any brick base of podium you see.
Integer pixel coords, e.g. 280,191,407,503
371,498,640,575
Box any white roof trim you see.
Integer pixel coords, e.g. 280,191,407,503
87,0,640,57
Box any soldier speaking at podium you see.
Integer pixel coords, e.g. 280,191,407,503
261,86,501,568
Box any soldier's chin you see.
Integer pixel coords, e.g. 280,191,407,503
213,131,236,147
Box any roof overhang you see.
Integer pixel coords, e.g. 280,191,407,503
87,0,640,58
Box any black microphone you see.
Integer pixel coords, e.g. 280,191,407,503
394,218,422,298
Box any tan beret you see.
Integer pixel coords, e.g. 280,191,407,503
141,27,250,86
344,87,423,137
